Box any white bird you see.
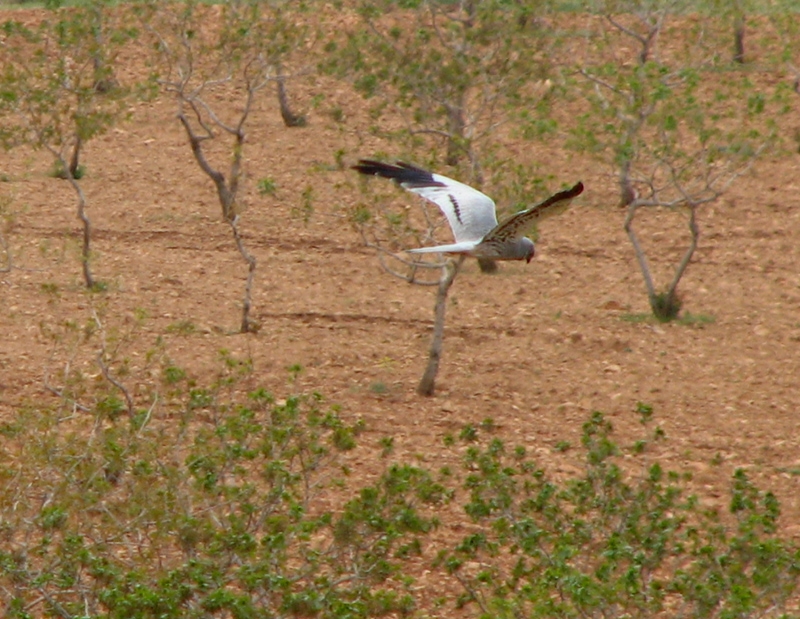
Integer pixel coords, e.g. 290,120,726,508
353,159,583,263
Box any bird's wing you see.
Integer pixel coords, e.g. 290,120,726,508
352,159,498,243
484,182,584,243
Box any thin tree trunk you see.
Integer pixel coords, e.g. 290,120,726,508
89,2,117,93
417,255,464,396
733,13,745,64
230,220,257,333
57,153,94,289
177,111,258,333
619,159,636,207
276,61,306,127
178,112,236,220
639,29,656,64
624,204,656,306
77,185,94,289
69,135,83,179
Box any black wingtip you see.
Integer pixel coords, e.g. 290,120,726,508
351,159,387,175
351,158,444,188
567,181,584,199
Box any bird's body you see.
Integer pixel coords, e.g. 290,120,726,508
352,159,583,263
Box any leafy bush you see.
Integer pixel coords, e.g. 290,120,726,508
0,384,443,618
438,410,800,619
2,380,797,619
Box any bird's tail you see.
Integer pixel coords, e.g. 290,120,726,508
406,242,476,255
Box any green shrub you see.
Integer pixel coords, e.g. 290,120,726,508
438,410,800,619
0,383,440,618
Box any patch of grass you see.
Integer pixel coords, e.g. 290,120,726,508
459,424,478,442
480,417,497,432
330,106,345,123
350,204,372,225
369,381,389,395
651,291,683,322
291,185,314,223
333,148,346,170
166,319,197,336
620,312,652,323
678,311,716,327
89,280,108,293
310,93,325,108
51,161,86,180
622,310,715,327
40,282,60,298
162,365,187,385
379,436,394,457
257,177,277,196
555,440,571,452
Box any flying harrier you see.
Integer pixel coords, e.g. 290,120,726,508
353,159,583,263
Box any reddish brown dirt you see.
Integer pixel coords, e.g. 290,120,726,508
1,8,800,549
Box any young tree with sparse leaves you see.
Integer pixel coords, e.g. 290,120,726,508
0,1,134,289
327,0,558,273
570,2,771,320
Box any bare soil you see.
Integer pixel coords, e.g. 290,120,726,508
1,7,800,544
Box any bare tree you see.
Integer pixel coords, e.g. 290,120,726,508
143,0,311,332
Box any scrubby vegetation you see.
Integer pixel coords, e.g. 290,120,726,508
1,377,798,617
2,1,800,616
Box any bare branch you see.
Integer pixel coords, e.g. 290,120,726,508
96,353,135,417
667,204,699,298
91,308,135,417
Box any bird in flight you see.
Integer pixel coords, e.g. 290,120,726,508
352,159,583,263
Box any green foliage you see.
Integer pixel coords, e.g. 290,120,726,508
51,160,86,180
438,409,800,619
0,380,443,618
0,2,133,152
324,0,557,180
651,289,682,322
166,318,197,335
257,176,277,195
293,184,315,223
1,365,799,618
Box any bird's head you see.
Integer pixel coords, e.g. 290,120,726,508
522,238,536,263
